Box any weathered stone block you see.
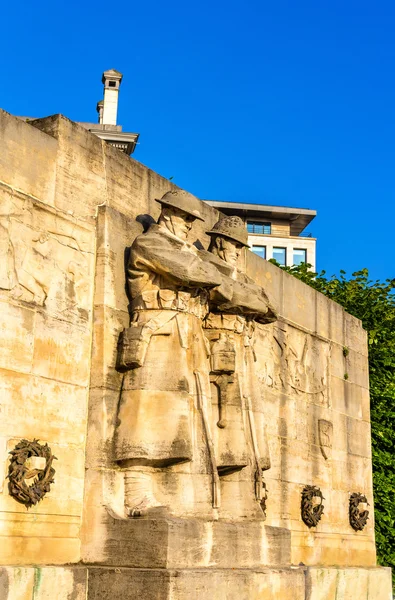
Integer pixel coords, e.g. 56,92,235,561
305,567,391,599
332,454,373,493
0,369,88,445
30,115,107,219
344,311,368,357
330,342,347,380
328,299,345,347
0,110,57,206
280,271,317,333
315,290,330,340
94,206,139,312
347,418,372,458
0,537,80,566
89,305,128,390
0,302,35,374
82,507,290,569
245,252,283,316
0,567,34,600
32,313,91,386
330,376,371,421
367,567,393,600
28,567,87,599
0,567,87,599
346,348,370,389
86,567,306,600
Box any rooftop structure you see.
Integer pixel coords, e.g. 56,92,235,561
78,69,139,155
17,69,140,156
205,200,317,269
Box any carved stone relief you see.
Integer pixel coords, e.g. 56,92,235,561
7,439,56,508
203,216,277,515
113,190,224,519
0,195,92,318
258,324,330,406
349,492,369,531
112,204,278,520
318,419,333,460
301,485,325,528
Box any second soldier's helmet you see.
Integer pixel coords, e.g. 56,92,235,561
156,190,205,222
206,216,250,247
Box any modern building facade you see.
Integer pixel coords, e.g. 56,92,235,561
205,200,317,269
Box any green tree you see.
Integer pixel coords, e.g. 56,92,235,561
270,262,395,573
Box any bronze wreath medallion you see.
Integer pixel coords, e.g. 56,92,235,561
349,492,369,531
301,485,325,528
8,439,57,508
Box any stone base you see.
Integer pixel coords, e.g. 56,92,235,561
82,517,291,568
0,567,87,600
0,566,392,599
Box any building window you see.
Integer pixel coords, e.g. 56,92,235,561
272,247,286,266
246,221,271,235
293,248,307,266
252,245,266,259
109,81,117,87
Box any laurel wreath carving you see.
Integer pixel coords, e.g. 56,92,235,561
301,485,325,527
7,439,57,508
349,492,369,531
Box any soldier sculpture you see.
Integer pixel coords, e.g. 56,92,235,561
202,216,277,513
114,190,231,517
114,195,276,518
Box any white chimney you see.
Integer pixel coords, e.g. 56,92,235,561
96,100,104,124
101,69,123,126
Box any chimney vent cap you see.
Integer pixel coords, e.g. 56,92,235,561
102,69,123,84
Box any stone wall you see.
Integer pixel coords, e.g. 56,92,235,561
0,110,216,566
247,251,375,566
0,111,95,564
0,109,389,599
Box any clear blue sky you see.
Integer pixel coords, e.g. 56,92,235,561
1,0,394,281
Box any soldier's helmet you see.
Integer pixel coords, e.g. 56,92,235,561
156,190,205,222
206,216,250,247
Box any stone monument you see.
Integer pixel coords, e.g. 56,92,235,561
0,109,392,599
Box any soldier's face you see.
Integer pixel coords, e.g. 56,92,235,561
165,208,196,240
218,237,242,266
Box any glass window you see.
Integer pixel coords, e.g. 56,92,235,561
109,80,117,87
252,245,266,259
246,221,271,234
273,247,286,266
293,248,307,266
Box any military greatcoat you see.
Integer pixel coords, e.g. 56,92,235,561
114,224,227,467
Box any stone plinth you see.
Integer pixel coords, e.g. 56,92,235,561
0,566,392,600
82,517,290,569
